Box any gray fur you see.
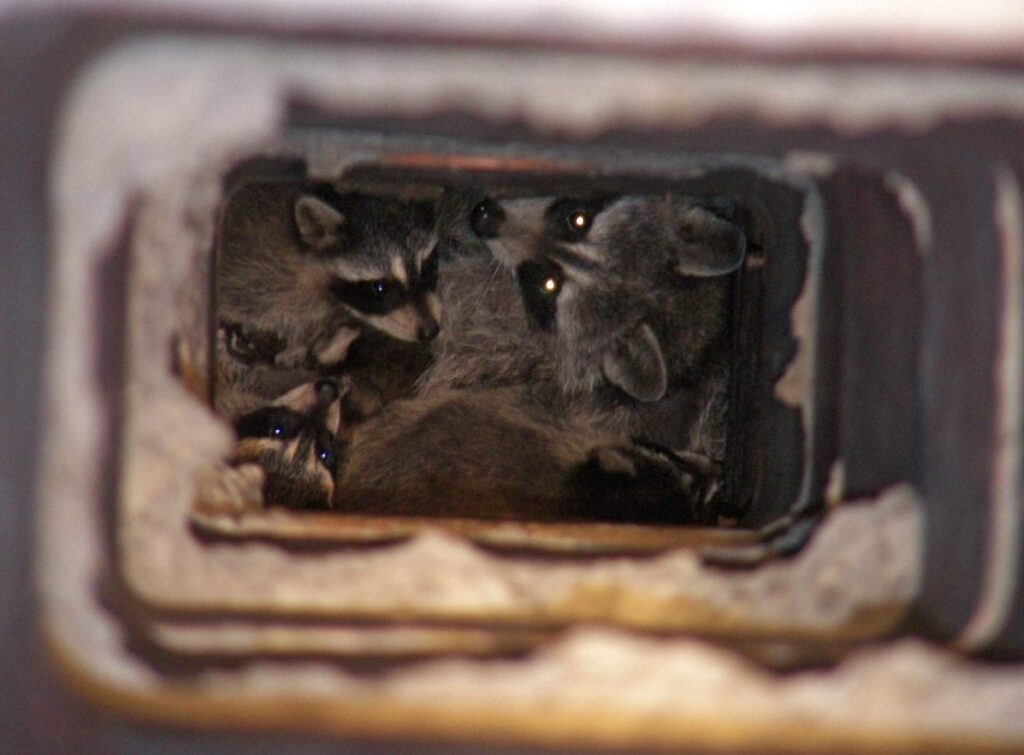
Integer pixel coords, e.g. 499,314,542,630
433,194,745,456
231,381,344,510
331,192,743,523
601,322,668,403
332,206,722,523
213,181,441,420
481,195,741,404
214,327,321,420
417,252,557,395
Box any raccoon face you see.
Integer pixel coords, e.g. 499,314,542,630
295,192,442,343
472,195,744,277
471,195,746,402
232,380,344,510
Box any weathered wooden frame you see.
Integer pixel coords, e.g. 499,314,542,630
6,10,1023,752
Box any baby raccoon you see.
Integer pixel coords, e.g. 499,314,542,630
470,194,744,401
230,380,345,510
332,250,714,524
214,181,442,418
228,377,386,510
466,193,746,454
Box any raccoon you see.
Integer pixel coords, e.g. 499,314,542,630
336,386,703,524
331,219,717,525
463,193,747,456
229,380,345,510
416,252,555,394
214,181,442,419
229,376,389,511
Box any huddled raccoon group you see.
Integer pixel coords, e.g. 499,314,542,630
210,180,746,525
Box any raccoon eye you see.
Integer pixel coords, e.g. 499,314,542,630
549,199,604,241
234,407,302,441
470,199,505,239
330,276,406,315
315,434,339,474
517,259,563,331
566,209,591,237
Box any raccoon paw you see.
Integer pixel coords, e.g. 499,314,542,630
569,440,701,525
651,445,722,518
313,326,361,367
193,462,266,517
625,442,719,511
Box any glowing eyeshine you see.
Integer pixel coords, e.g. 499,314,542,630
544,277,558,293
571,212,587,228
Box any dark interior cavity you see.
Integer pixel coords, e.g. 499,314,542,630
199,133,817,533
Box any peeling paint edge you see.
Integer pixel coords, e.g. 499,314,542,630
42,623,1020,755
884,171,933,257
957,164,1024,652
773,184,827,518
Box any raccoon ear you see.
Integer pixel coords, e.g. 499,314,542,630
601,322,668,402
671,204,747,278
295,196,346,252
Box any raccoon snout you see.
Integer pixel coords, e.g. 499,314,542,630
417,320,441,342
470,199,505,239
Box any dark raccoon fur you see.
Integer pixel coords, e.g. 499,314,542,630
336,387,702,524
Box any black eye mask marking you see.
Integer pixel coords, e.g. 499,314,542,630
234,407,305,441
517,259,564,331
235,406,341,476
547,198,608,242
330,276,408,315
315,429,341,476
415,246,439,294
329,246,438,316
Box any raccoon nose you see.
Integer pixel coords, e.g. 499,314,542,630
314,380,339,404
417,321,440,342
470,199,505,239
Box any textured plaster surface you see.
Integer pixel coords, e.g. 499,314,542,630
36,34,1024,748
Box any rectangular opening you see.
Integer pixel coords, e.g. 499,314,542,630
35,33,960,750
33,14,1024,747
46,40,854,650
102,120,856,680
45,42,861,657
182,125,815,554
